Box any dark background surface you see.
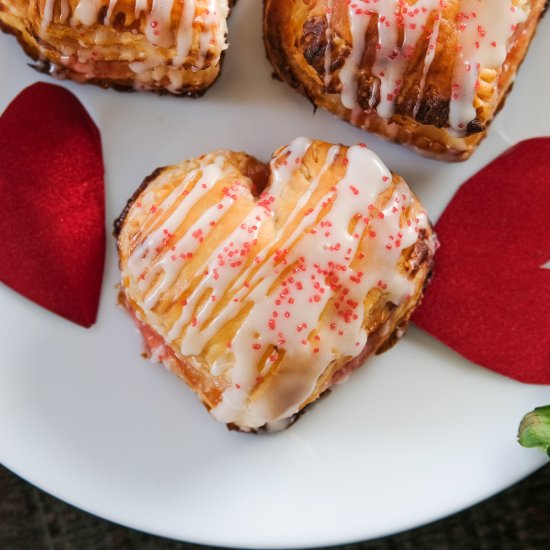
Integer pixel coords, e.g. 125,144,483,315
1,462,549,550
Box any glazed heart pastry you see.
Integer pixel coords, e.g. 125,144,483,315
0,0,234,96
264,0,546,161
115,138,437,432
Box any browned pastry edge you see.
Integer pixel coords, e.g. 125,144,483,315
114,158,436,433
27,54,224,98
0,0,237,97
263,0,548,162
113,166,168,239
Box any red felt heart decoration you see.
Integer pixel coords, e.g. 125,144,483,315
413,138,550,384
0,83,105,328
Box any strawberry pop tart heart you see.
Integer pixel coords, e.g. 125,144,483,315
115,139,437,431
0,83,105,328
413,138,550,384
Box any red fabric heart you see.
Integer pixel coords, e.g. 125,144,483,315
413,138,550,384
0,83,105,328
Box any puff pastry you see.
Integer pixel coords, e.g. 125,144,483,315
115,138,437,432
264,0,547,161
0,0,233,95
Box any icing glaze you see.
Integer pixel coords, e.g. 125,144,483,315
172,0,197,64
72,0,102,27
104,0,117,24
336,0,530,134
41,0,55,31
122,139,429,429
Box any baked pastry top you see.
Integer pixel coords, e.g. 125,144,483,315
0,0,232,95
264,0,547,161
116,138,437,432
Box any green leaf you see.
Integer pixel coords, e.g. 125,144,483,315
518,406,550,456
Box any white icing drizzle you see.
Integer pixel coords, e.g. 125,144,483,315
41,0,56,31
104,0,118,25
337,0,530,133
172,0,197,65
340,0,440,116
122,139,428,430
71,0,102,27
145,0,178,48
134,0,148,18
371,1,440,119
339,5,371,110
414,11,441,118
449,0,529,132
127,155,230,291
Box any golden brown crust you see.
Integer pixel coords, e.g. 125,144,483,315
263,0,547,161
0,0,235,96
116,141,437,431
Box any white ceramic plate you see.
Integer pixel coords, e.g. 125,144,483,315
1,2,549,548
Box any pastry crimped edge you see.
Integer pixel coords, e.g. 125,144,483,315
263,0,548,162
115,141,437,432
0,0,236,96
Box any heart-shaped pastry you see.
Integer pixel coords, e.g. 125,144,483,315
116,138,437,431
413,138,550,384
0,82,105,328
0,0,234,96
264,0,546,160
